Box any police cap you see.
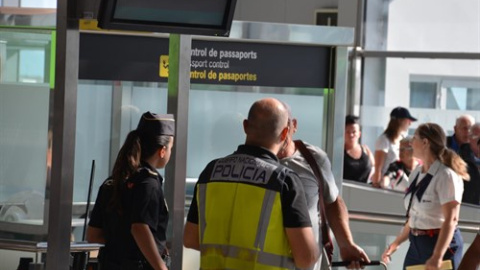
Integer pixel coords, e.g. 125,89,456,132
137,111,175,137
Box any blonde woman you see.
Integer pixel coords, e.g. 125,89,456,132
382,123,468,270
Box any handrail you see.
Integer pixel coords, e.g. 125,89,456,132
0,239,103,253
348,210,480,233
182,198,480,233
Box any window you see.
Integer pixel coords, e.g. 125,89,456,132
446,86,480,111
408,76,480,111
410,81,437,108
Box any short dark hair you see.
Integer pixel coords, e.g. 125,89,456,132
346,115,360,125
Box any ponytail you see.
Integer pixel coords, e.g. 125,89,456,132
439,148,470,180
416,123,470,180
384,118,403,142
109,130,142,214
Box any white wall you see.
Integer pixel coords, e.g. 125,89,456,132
385,0,480,109
355,0,480,150
234,0,338,25
388,0,480,52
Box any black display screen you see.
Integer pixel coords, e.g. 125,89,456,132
98,0,237,36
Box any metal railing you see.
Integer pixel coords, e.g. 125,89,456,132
348,210,480,233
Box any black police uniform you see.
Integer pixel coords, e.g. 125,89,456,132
89,162,169,270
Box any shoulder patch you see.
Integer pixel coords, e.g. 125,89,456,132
104,179,114,186
139,167,158,177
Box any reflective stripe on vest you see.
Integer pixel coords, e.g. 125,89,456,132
198,180,293,270
200,244,295,269
254,189,275,249
199,183,207,244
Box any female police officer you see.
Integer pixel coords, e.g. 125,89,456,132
382,123,468,269
87,112,175,270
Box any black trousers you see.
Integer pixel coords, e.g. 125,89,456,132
100,259,154,270
403,228,463,269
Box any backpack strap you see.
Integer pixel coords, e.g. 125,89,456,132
294,140,334,263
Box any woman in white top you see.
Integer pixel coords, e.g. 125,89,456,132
372,107,417,188
382,123,469,270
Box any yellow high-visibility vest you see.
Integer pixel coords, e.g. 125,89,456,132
197,180,294,270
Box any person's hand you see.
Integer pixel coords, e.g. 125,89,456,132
381,243,398,264
371,182,381,188
381,176,391,189
339,244,370,269
371,179,387,189
425,255,442,270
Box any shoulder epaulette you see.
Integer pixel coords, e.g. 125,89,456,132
104,178,114,186
138,166,158,177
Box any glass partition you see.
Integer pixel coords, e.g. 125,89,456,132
71,80,169,241
73,80,327,229
75,82,327,194
187,84,326,178
0,84,50,225
0,28,53,233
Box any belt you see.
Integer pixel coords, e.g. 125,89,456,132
410,228,441,237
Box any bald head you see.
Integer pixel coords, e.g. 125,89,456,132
244,98,289,151
454,114,475,144
470,122,480,155
455,115,475,127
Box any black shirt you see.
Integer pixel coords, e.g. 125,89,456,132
89,179,125,264
187,144,311,228
458,143,480,205
89,162,168,264
447,136,480,205
343,146,372,183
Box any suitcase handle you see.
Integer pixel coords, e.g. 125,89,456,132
331,260,386,267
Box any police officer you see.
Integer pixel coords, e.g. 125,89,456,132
183,98,319,269
382,123,467,270
87,112,175,270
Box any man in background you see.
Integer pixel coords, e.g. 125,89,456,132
448,115,480,205
447,115,475,152
469,122,480,163
278,103,370,270
383,136,420,191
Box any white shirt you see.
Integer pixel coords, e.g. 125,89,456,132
404,160,464,229
375,134,400,175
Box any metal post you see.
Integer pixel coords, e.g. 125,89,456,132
329,47,349,193
46,0,79,269
165,33,191,270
